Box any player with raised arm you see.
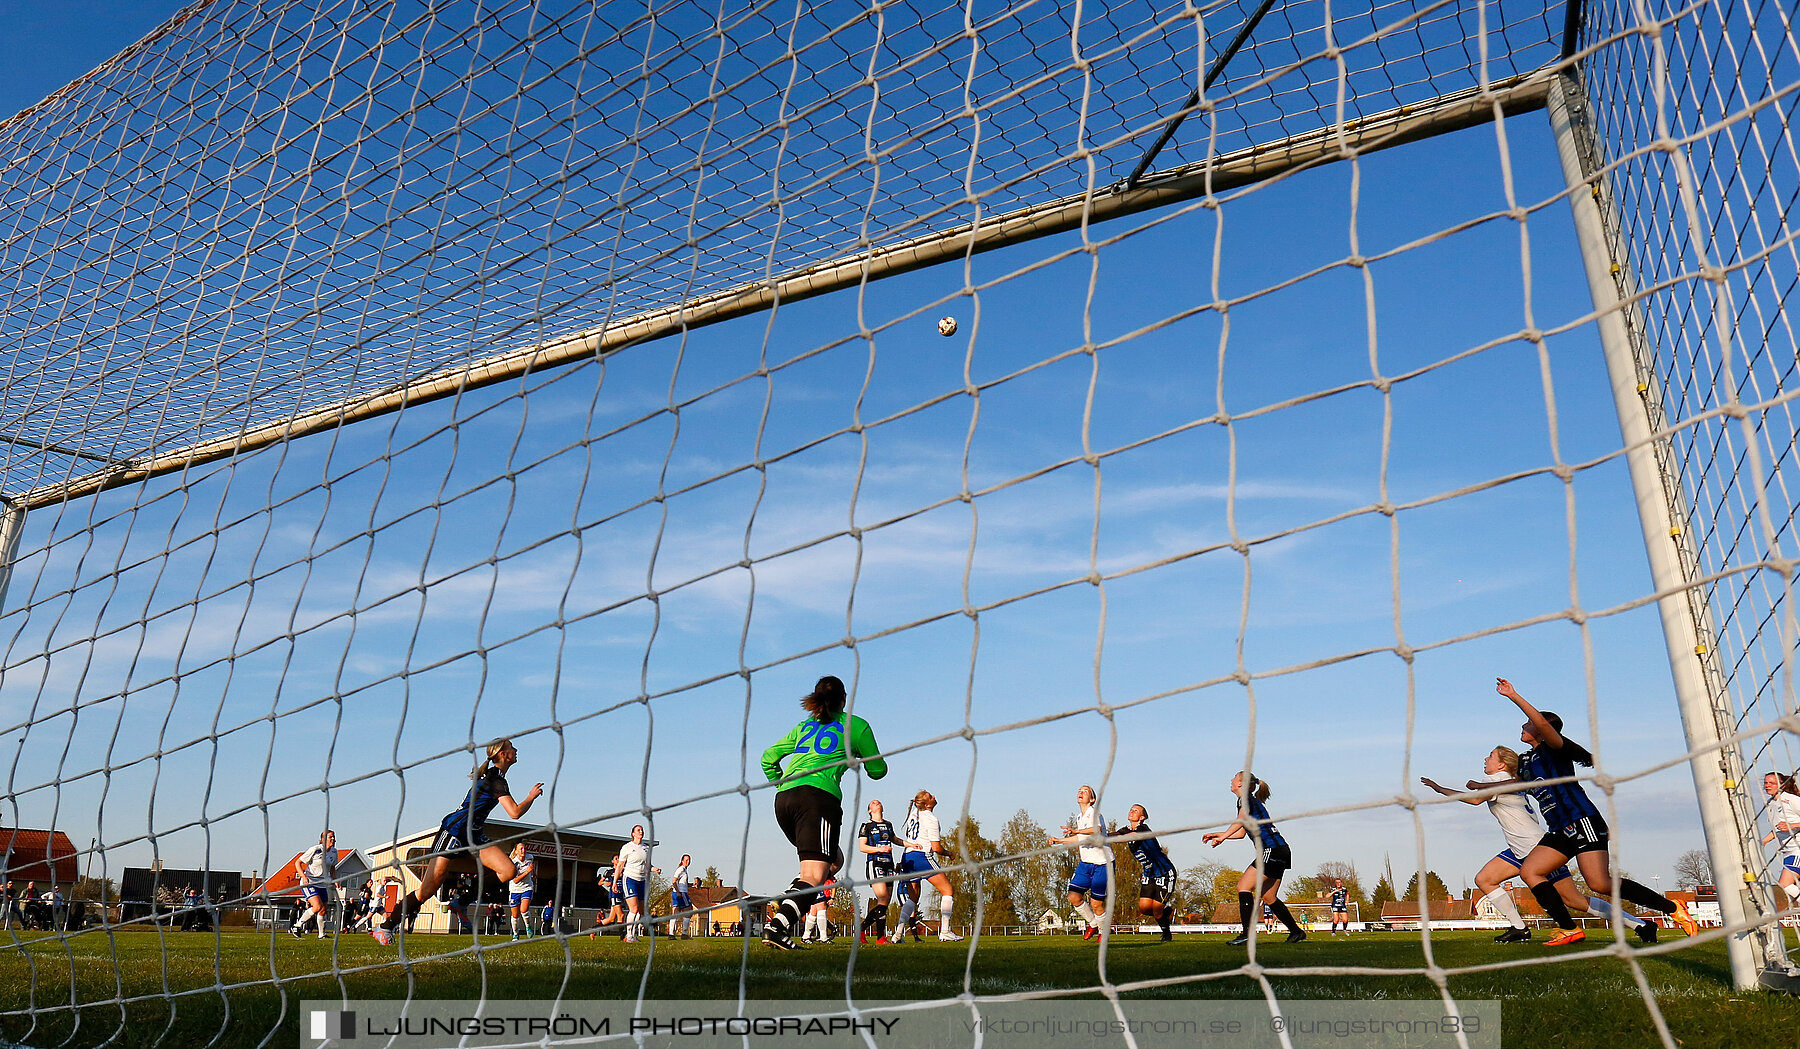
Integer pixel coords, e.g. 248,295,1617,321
858,799,897,944
1422,745,1657,944
1203,772,1305,946
375,738,544,944
290,830,338,939
896,790,960,941
1761,772,1800,910
759,675,887,951
1493,677,1697,946
1328,880,1350,936
507,843,536,940
1123,805,1177,942
670,855,694,937
1048,785,1112,942
618,825,661,943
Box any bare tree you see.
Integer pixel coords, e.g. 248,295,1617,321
1673,849,1713,890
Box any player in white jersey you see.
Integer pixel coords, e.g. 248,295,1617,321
670,855,694,937
508,843,536,940
1422,745,1657,944
1761,772,1800,909
290,830,338,939
896,791,960,941
1048,785,1111,941
617,825,661,943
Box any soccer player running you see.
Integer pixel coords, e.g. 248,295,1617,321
1048,785,1112,942
1761,772,1800,910
507,844,536,940
896,790,961,941
1123,805,1177,942
1422,745,1657,944
618,825,661,943
670,855,694,937
1328,880,1350,936
759,674,887,951
291,830,339,939
1493,677,1698,945
857,799,898,944
375,738,544,944
1202,772,1305,945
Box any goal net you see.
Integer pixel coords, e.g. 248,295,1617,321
0,0,1795,1042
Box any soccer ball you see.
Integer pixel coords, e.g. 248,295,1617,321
937,316,958,337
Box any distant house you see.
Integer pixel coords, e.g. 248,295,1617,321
1380,899,1475,926
1038,910,1065,934
0,828,80,886
687,882,765,934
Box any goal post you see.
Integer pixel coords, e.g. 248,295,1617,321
1545,70,1772,991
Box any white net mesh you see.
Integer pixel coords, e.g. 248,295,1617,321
0,0,1797,1043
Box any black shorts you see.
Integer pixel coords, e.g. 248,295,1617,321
866,857,895,882
1538,814,1609,857
775,785,844,866
1254,843,1292,881
1139,872,1176,903
431,825,487,856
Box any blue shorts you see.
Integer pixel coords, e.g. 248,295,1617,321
1784,855,1800,877
672,891,692,910
1068,861,1109,901
1496,848,1572,883
624,877,647,902
300,886,330,903
898,851,934,884
509,891,533,907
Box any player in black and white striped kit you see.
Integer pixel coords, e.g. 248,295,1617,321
857,800,898,944
1124,805,1177,942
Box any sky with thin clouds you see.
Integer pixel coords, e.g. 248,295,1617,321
0,0,1716,904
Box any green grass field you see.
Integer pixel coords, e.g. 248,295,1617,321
1,926,1793,1048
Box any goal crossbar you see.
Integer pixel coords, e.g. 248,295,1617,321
9,71,1552,514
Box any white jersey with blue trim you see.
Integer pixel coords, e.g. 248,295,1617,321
619,841,652,881
1774,794,1800,857
673,864,691,892
298,844,337,883
904,809,942,864
1074,805,1108,865
1482,770,1543,857
509,856,536,894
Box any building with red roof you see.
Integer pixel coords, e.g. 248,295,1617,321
0,828,81,885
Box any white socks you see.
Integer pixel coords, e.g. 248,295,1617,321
1785,881,1800,905
938,895,954,937
898,895,917,932
1480,888,1525,929
1074,901,1097,925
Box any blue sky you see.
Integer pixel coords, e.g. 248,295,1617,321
0,0,1717,904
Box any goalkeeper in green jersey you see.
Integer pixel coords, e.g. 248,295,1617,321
758,675,886,950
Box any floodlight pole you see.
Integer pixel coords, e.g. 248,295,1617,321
1548,72,1770,991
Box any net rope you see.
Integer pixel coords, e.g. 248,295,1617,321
0,0,1797,1045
